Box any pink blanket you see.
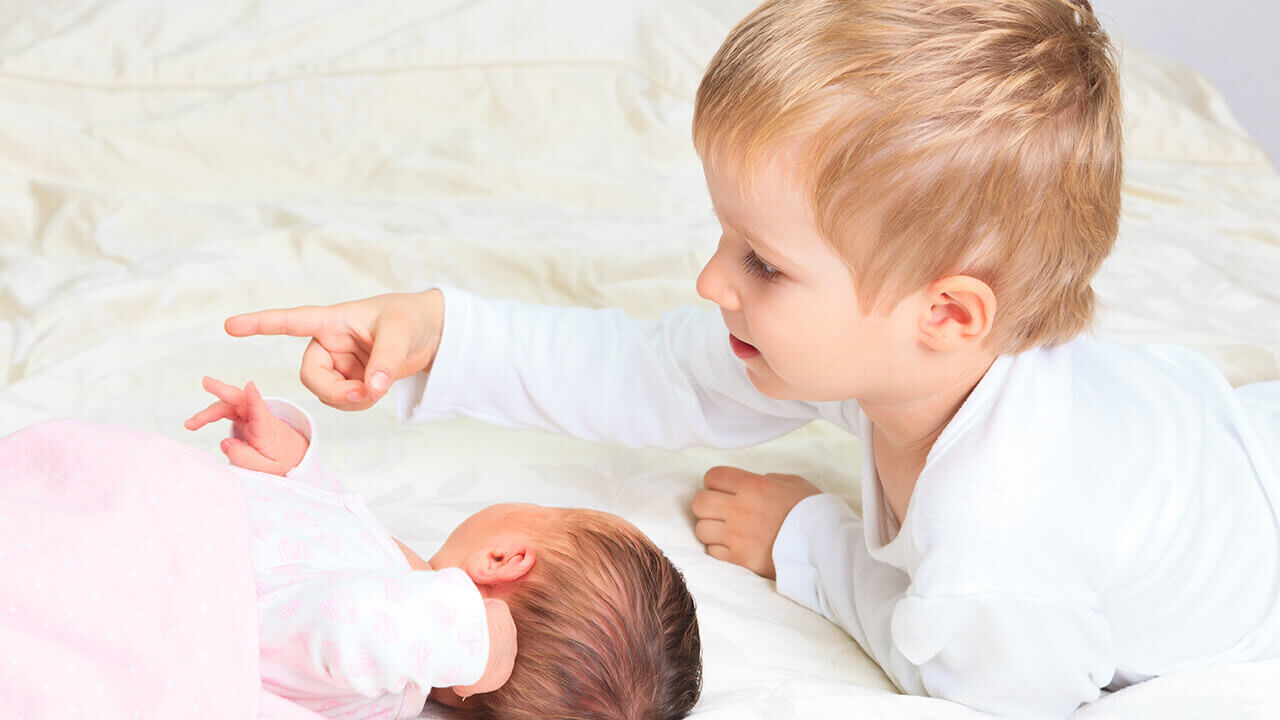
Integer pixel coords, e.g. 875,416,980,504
0,419,327,720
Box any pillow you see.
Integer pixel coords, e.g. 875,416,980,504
1115,39,1271,169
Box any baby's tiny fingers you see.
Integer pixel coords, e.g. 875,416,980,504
185,401,238,430
242,416,280,455
244,381,271,417
202,376,249,408
221,437,279,474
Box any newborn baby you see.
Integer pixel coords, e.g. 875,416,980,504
184,377,702,720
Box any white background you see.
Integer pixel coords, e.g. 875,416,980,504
1099,1,1279,165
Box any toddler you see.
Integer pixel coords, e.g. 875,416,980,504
226,0,1280,718
184,377,702,720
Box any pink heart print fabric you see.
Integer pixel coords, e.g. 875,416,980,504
0,418,263,719
0,398,490,720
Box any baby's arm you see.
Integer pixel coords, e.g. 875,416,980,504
396,285,829,450
270,568,495,699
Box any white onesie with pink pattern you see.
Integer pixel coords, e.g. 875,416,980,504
227,397,489,720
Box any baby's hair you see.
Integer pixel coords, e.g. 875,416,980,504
466,511,702,720
693,0,1122,354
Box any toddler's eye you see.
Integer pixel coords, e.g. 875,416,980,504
741,251,782,283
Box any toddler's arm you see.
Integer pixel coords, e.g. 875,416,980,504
773,494,1115,720
395,285,831,450
694,470,887,655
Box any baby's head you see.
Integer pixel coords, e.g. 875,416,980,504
691,0,1122,401
429,503,702,720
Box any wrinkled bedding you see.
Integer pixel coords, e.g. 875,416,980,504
0,2,1278,718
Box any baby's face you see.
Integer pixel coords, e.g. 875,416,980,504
696,145,921,403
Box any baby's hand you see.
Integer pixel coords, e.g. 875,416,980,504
184,376,309,476
692,465,822,579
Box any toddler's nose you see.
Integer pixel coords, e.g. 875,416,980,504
696,246,740,311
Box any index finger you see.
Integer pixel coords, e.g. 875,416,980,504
225,305,335,338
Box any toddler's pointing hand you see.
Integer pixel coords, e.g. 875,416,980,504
223,290,445,412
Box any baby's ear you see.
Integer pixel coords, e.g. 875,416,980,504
462,540,536,587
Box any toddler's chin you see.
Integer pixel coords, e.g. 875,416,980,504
744,365,781,397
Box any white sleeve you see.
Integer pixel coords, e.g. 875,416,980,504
771,493,896,657
772,495,1116,720
394,285,829,450
889,592,1116,720
265,567,489,698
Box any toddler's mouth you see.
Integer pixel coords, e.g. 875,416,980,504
729,334,761,359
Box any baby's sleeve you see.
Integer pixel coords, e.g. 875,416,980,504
889,592,1116,720
395,284,833,450
265,567,489,699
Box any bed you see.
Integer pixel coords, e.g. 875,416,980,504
1,1,1277,718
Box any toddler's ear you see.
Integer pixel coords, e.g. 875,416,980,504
462,541,536,587
918,275,996,351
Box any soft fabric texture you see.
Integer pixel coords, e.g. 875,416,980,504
246,398,489,718
773,350,1280,719
1,2,1278,718
398,285,1280,719
0,418,268,719
0,403,488,720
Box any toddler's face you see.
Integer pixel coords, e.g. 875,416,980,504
696,147,920,403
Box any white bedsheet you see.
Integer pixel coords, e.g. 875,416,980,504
1,2,1277,718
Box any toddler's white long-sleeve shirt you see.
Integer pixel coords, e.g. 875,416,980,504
227,398,489,720
395,285,1280,720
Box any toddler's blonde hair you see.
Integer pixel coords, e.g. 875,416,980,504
693,0,1122,353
